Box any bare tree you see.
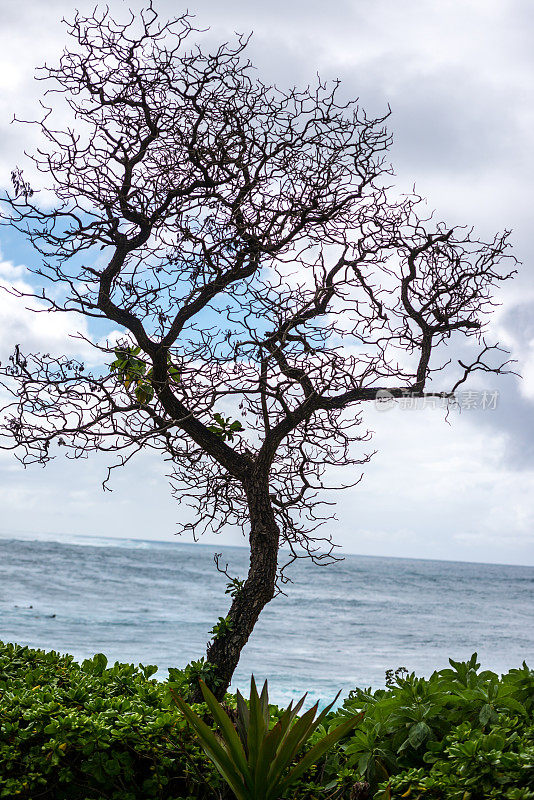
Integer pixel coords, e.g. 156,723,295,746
0,5,515,697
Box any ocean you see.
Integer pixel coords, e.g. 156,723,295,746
1,534,532,707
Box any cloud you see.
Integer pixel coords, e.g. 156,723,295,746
330,403,534,564
0,256,26,280
494,302,534,422
0,267,94,365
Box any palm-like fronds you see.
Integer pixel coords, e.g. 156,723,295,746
174,677,363,800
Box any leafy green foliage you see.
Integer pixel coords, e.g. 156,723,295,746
0,641,222,799
2,643,532,800
174,676,363,800
167,659,223,703
110,346,180,405
210,616,234,639
295,654,534,800
207,412,244,442
225,577,246,599
381,717,534,799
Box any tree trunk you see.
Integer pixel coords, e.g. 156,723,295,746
202,477,279,700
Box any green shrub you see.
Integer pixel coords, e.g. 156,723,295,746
2,643,533,800
0,641,222,799
381,716,534,799
293,654,534,800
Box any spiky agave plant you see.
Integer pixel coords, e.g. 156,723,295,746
173,677,363,800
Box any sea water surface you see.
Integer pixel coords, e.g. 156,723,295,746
1,533,533,707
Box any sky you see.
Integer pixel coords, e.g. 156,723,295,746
0,0,533,566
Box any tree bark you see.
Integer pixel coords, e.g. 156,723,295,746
203,476,279,700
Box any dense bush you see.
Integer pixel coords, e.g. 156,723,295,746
296,654,534,800
1,643,533,799
0,641,223,799
383,717,534,800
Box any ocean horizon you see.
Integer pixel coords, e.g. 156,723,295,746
1,531,533,707
1,527,530,568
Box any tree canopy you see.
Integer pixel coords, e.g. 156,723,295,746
0,4,516,695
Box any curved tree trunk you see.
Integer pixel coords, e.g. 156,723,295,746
203,477,279,700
